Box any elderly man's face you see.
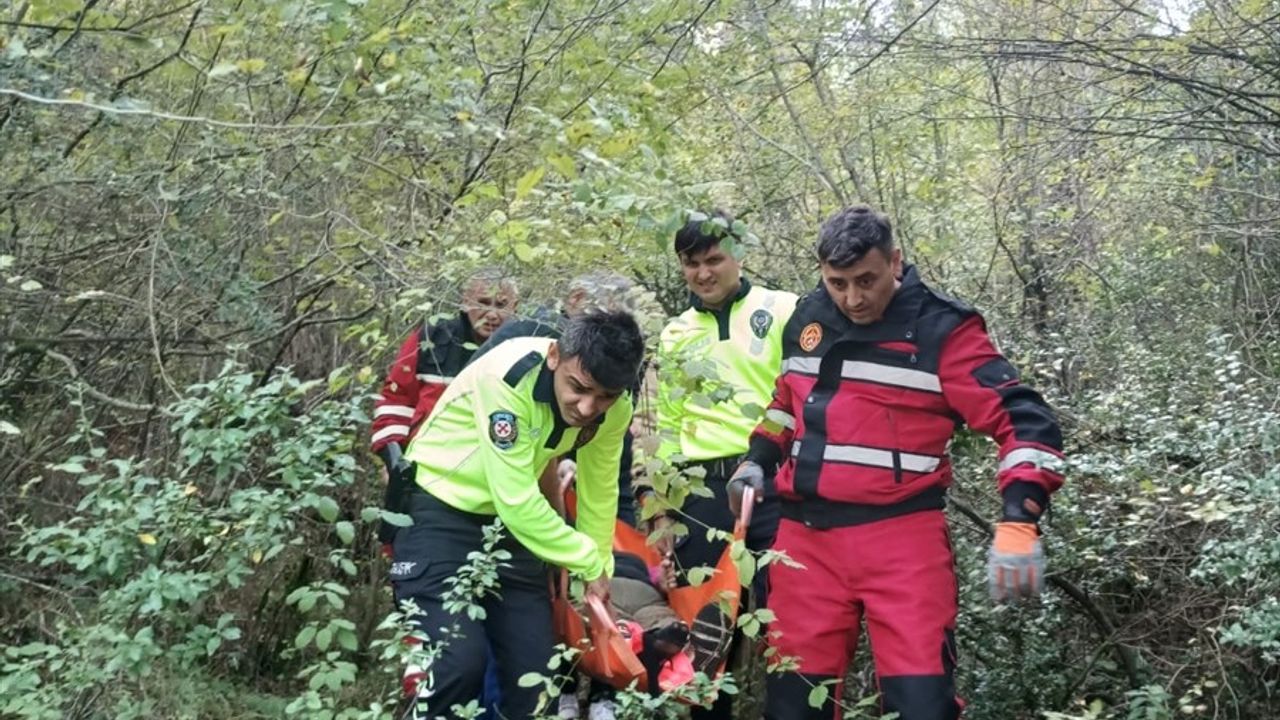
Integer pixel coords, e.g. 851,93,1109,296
462,279,516,341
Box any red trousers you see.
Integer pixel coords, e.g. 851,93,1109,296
765,510,963,720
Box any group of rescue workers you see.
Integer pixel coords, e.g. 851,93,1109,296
370,205,1065,720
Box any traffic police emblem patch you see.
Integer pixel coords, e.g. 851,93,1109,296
749,309,773,339
489,411,518,450
799,322,823,352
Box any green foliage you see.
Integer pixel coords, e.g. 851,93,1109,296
3,0,1280,717
3,364,373,718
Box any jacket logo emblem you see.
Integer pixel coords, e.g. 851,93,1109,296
749,309,773,339
799,323,823,352
489,411,518,450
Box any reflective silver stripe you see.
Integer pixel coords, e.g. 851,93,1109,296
415,373,454,384
824,444,941,474
783,356,821,375
765,408,796,430
371,424,410,444
374,405,415,419
791,441,802,457
999,447,1063,472
841,360,941,393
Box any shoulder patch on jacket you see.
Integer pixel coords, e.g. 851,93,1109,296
489,411,519,449
503,351,544,387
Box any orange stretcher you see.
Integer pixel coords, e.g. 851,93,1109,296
550,481,756,696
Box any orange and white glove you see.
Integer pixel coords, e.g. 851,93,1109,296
987,523,1044,602
987,481,1048,603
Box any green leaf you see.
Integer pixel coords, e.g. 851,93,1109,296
19,279,42,292
513,243,534,263
316,496,340,523
295,625,317,649
381,510,412,527
335,521,355,545
514,167,545,200
518,672,544,688
686,566,715,587
337,629,358,652
808,683,829,709
0,420,19,435
315,627,332,652
0,255,14,269
208,63,239,78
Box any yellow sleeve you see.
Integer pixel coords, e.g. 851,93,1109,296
573,396,631,578
654,328,684,461
473,378,606,579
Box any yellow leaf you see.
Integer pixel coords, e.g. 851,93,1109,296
138,533,157,546
513,243,534,263
455,110,472,123
599,132,635,159
514,167,545,200
236,58,267,75
252,549,264,564
565,119,595,145
184,483,199,497
547,154,576,179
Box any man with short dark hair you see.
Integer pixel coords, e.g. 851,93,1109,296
470,271,643,526
392,312,645,720
645,211,797,720
739,205,1065,720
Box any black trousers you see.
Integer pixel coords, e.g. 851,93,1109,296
674,459,780,720
390,490,555,719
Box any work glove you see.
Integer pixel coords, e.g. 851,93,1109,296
987,481,1048,603
377,443,414,550
727,461,765,519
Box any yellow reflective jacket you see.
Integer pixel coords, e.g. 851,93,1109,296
656,279,797,462
405,336,629,579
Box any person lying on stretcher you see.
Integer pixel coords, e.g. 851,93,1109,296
559,549,695,719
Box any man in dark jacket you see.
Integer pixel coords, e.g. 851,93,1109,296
734,206,1065,720
370,268,518,547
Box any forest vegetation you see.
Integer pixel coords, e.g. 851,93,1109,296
2,0,1279,718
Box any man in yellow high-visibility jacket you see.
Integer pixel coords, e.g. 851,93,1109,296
644,212,797,720
392,311,645,720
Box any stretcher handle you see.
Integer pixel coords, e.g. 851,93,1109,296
735,484,756,533
585,594,619,676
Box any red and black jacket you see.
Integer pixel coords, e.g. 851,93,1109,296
370,312,478,453
747,266,1063,525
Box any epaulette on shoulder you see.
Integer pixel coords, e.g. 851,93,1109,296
503,350,544,388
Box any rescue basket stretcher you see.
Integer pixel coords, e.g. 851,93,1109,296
550,480,756,698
